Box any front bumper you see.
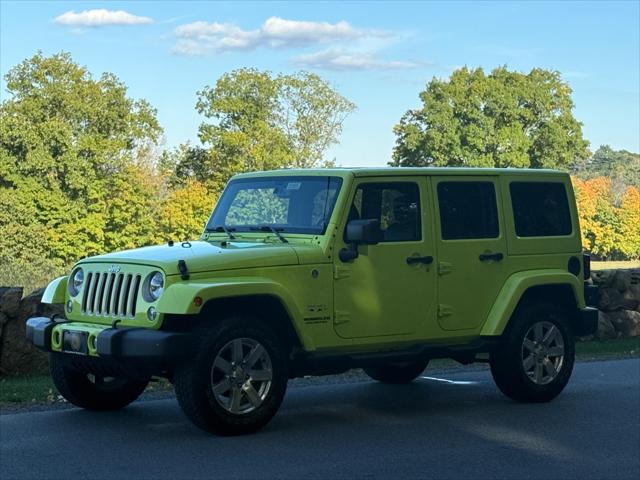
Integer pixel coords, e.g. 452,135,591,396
26,317,192,362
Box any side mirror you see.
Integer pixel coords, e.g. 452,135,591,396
340,219,382,262
345,219,382,245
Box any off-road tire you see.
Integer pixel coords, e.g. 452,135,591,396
49,353,148,410
490,302,575,403
364,359,429,384
174,315,288,436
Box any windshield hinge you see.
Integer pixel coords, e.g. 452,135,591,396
178,260,190,281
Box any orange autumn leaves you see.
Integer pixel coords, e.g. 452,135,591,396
572,177,640,260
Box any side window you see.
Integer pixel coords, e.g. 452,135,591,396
347,182,421,242
437,182,499,240
510,182,572,237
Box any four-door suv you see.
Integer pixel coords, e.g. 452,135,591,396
26,168,598,435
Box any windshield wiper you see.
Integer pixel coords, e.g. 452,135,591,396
206,225,236,240
250,225,288,243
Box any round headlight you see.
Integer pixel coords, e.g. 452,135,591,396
68,268,84,296
147,271,164,301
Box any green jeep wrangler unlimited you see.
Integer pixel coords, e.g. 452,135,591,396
26,168,598,435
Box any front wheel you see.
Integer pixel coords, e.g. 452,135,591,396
49,353,148,410
490,303,575,403
364,359,429,384
174,316,288,435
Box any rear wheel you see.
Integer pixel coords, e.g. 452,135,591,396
49,353,148,410
490,303,575,402
174,316,288,435
364,359,429,384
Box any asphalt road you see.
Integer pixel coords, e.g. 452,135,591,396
1,359,639,480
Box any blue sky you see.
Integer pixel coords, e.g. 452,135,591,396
1,1,638,167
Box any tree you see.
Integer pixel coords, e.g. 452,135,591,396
157,180,214,241
572,177,640,260
278,72,355,168
618,186,640,259
159,142,210,189
391,66,589,169
573,145,640,190
0,52,162,289
190,68,355,190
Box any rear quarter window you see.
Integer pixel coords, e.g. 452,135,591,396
510,182,572,237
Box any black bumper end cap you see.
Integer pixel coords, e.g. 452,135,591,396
25,317,55,351
584,284,599,307
575,307,599,337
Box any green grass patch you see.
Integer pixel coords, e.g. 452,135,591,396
576,337,640,359
0,375,57,405
591,260,640,271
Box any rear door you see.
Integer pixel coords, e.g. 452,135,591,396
432,176,510,331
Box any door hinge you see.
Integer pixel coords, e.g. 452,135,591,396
334,311,351,325
438,304,453,317
438,262,453,276
334,265,351,280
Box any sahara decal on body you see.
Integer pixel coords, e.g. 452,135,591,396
304,304,330,324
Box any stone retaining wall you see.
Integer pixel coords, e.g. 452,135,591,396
590,269,640,339
0,287,62,376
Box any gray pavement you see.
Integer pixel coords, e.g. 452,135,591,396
1,359,639,479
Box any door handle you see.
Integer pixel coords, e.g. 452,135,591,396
406,255,434,265
479,252,504,262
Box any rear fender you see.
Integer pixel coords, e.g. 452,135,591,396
480,270,584,336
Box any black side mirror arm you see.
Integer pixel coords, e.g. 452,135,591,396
339,243,359,262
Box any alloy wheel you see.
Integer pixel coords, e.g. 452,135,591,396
521,321,565,385
210,337,273,414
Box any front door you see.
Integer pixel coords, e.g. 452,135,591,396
432,176,510,331
333,177,437,339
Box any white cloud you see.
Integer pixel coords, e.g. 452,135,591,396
172,16,385,55
260,17,362,44
171,16,422,71
55,9,153,28
292,48,420,71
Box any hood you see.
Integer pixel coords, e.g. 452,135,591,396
78,241,300,276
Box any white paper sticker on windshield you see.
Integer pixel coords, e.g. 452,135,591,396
286,182,301,190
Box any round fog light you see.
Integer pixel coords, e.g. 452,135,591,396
66,300,73,313
147,307,158,322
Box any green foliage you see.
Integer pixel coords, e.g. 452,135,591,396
157,180,214,241
0,52,162,291
175,68,355,191
159,143,210,189
278,72,356,168
573,145,640,190
391,66,590,169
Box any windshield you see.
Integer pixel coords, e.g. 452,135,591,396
207,176,343,235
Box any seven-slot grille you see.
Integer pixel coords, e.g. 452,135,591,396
81,270,141,318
